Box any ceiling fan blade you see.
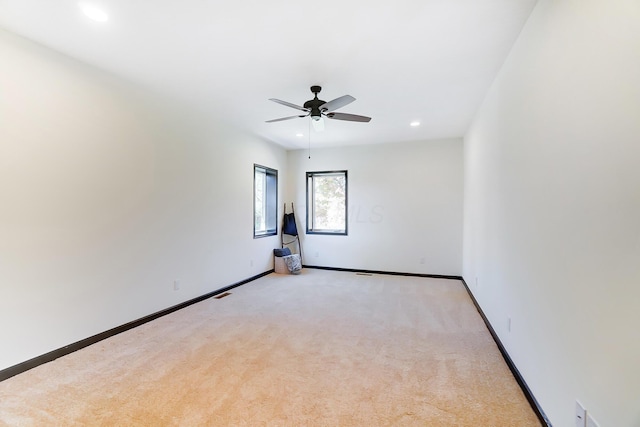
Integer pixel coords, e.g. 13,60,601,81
320,95,355,113
269,98,309,112
311,117,325,132
266,114,307,123
325,112,371,122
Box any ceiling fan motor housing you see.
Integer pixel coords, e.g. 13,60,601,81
304,86,325,120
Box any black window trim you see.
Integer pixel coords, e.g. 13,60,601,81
254,163,278,238
306,170,348,236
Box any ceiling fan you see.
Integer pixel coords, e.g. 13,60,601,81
266,86,371,131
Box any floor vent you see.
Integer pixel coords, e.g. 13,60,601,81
356,273,373,276
214,292,232,299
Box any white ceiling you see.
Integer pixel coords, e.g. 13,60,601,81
0,0,537,149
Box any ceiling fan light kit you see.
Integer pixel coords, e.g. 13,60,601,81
266,86,371,130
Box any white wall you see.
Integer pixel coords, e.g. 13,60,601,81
288,139,463,276
463,1,640,426
0,29,286,371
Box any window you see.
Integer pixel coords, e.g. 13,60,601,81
254,164,277,238
306,170,348,235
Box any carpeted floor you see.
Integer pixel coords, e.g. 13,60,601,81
0,269,541,426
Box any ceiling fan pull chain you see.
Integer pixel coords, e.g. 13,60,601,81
308,117,311,159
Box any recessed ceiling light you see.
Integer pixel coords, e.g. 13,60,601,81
410,121,420,127
79,3,109,22
296,133,304,137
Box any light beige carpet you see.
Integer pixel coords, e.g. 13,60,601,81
0,269,541,426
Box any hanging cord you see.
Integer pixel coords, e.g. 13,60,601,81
308,118,311,159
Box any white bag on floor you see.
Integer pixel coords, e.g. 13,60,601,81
283,254,302,274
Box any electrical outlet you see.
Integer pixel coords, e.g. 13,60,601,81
575,400,586,427
419,257,425,264
475,277,479,287
250,259,254,267
507,317,512,332
586,413,600,427
173,280,180,291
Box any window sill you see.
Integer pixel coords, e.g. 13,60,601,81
306,230,347,236
254,231,277,239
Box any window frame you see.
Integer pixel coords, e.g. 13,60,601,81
306,170,348,236
253,164,278,238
